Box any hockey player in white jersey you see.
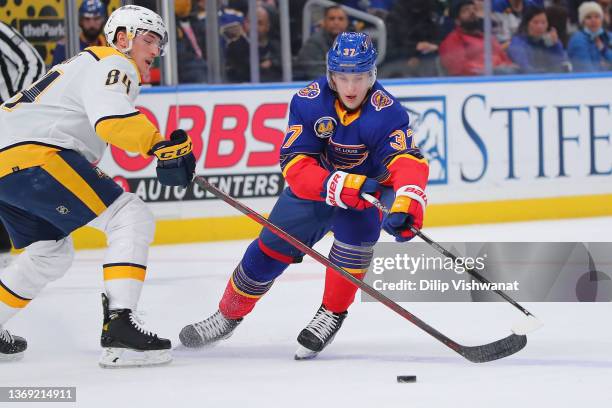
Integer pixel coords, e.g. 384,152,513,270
0,5,196,367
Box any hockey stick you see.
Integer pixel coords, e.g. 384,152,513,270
194,176,527,363
361,193,543,336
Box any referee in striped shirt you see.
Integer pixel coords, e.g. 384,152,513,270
0,20,45,265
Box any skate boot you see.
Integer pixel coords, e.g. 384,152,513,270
99,294,172,368
179,310,242,348
0,326,27,361
295,305,347,360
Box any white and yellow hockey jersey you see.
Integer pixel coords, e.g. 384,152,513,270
0,46,162,170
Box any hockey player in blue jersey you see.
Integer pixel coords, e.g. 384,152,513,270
180,32,429,359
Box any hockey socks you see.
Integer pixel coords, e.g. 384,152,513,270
219,240,288,319
322,241,374,313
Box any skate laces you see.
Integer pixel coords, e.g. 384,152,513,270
193,311,230,339
0,328,14,343
128,311,155,337
307,308,340,340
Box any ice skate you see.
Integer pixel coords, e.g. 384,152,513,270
179,310,242,348
295,305,347,360
99,294,172,368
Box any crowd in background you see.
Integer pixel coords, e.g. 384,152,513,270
164,0,612,82
8,0,612,84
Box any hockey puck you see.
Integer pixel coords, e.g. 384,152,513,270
397,375,417,383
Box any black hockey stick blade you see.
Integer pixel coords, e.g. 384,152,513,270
194,176,528,363
458,333,527,363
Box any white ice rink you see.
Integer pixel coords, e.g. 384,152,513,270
3,217,612,408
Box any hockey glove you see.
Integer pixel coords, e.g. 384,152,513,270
382,185,427,242
149,129,196,188
322,171,380,210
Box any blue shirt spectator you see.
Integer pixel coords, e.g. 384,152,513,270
492,0,543,12
568,1,612,72
507,7,568,73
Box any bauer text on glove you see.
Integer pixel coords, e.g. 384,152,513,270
322,171,380,210
382,185,427,241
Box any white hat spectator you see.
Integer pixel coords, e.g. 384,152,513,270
578,1,604,25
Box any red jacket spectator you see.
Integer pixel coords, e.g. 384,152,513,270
439,28,514,75
440,0,516,76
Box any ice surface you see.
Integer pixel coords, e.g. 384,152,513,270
2,217,611,407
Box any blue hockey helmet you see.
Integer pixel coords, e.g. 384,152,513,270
326,32,377,89
79,0,107,18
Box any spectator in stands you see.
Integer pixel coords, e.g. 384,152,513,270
596,0,612,28
175,0,207,83
196,0,207,20
344,0,396,19
52,0,108,66
492,0,523,47
381,0,442,78
546,0,571,48
507,7,569,73
224,6,282,82
568,1,612,71
492,1,546,46
294,5,349,80
226,1,279,16
288,0,309,56
439,0,518,75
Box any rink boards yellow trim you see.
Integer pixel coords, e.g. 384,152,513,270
65,193,612,250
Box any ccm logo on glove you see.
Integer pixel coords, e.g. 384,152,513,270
149,129,196,188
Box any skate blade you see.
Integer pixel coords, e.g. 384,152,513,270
99,348,172,368
0,352,24,362
294,346,319,361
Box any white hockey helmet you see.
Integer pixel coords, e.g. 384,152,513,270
104,5,168,56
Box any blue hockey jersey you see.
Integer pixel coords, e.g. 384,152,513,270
280,77,423,183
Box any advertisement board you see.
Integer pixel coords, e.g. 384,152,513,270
77,74,612,247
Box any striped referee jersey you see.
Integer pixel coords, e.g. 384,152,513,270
0,21,45,104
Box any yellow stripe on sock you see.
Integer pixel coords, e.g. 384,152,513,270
42,155,107,216
103,265,146,281
229,276,262,299
0,285,30,309
344,268,368,275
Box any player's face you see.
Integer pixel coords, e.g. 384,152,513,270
332,72,371,110
131,32,162,76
